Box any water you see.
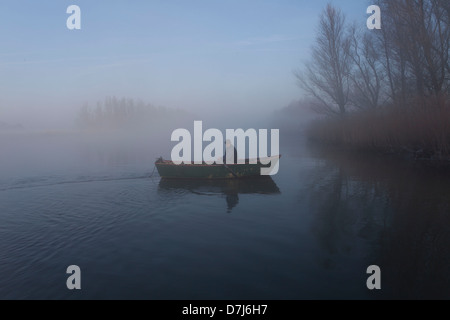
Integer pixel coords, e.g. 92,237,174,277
1,133,450,299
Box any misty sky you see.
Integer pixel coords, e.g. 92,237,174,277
0,0,368,130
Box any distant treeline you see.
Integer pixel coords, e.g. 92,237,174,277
0,121,24,132
77,97,192,130
297,1,450,158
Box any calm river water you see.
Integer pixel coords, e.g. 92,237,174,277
1,132,450,299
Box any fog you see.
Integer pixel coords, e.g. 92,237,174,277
0,1,368,134
0,0,339,200
0,0,352,180
0,97,299,189
4,1,450,300
0,0,355,191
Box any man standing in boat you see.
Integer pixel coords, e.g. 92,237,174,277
223,139,238,164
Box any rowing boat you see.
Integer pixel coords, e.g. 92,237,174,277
155,155,280,179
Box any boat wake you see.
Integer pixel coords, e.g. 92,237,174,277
0,173,159,192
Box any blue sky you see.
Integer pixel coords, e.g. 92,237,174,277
0,1,369,129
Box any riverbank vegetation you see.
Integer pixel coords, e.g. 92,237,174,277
298,1,450,160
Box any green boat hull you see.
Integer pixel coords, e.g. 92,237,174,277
155,156,279,179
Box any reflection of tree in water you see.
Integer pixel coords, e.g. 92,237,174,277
380,169,450,299
304,162,387,270
306,145,450,298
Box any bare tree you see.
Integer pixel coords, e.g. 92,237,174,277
376,0,450,104
295,4,352,116
348,25,385,109
375,0,414,107
299,0,449,115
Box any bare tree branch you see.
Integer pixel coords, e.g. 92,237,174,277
295,4,352,116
